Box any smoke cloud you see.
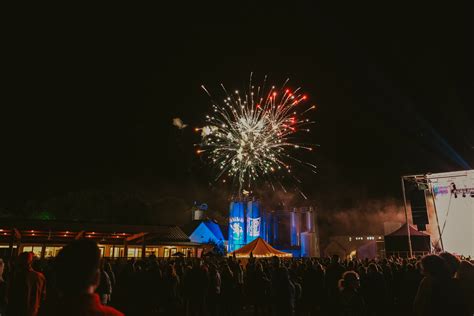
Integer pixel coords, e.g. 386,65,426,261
317,198,406,243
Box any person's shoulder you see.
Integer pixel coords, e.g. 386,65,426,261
36,271,46,281
29,270,45,280
419,276,432,285
100,305,124,316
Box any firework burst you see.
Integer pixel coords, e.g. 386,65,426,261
196,75,317,196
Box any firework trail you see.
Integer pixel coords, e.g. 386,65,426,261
196,74,317,196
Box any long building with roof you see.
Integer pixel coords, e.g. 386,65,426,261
0,219,210,259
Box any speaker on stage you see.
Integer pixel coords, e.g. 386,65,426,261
410,190,429,231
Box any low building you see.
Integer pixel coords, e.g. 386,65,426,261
187,220,227,246
0,219,210,259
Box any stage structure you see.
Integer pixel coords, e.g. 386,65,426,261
402,170,474,257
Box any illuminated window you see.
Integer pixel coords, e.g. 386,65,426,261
112,247,124,258
44,246,62,257
182,248,194,257
197,248,203,258
127,247,142,258
164,248,170,258
22,245,42,258
145,247,159,257
98,246,105,257
349,237,352,241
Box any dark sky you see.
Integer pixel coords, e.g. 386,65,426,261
2,4,473,217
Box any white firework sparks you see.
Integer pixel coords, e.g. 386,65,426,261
196,75,317,194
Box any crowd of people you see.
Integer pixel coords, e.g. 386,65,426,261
0,240,472,316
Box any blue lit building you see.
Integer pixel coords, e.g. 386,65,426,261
246,200,261,244
228,200,246,252
189,220,226,245
185,199,320,257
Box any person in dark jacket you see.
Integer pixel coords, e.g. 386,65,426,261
414,254,467,316
39,240,123,316
207,263,221,316
96,259,112,305
301,261,325,315
456,260,474,315
363,263,386,316
220,263,237,316
0,258,7,315
162,264,181,315
326,255,346,312
7,252,46,316
272,266,295,316
337,271,365,316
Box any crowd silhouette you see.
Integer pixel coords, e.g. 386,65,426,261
0,240,472,316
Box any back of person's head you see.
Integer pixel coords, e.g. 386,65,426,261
271,256,280,268
339,271,360,291
368,263,379,273
209,263,217,273
421,254,450,279
331,254,340,264
148,259,159,271
347,261,354,268
54,239,101,295
17,252,34,270
456,260,474,281
166,264,176,277
439,252,460,277
277,266,289,281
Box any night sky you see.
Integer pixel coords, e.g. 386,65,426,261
2,4,472,225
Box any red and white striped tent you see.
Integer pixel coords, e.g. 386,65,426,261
229,237,292,258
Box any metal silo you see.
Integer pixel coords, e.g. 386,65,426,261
246,199,261,243
228,200,245,252
290,208,302,247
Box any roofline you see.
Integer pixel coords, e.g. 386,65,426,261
0,218,183,233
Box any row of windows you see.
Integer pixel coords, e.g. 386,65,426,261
349,236,383,241
4,245,201,259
